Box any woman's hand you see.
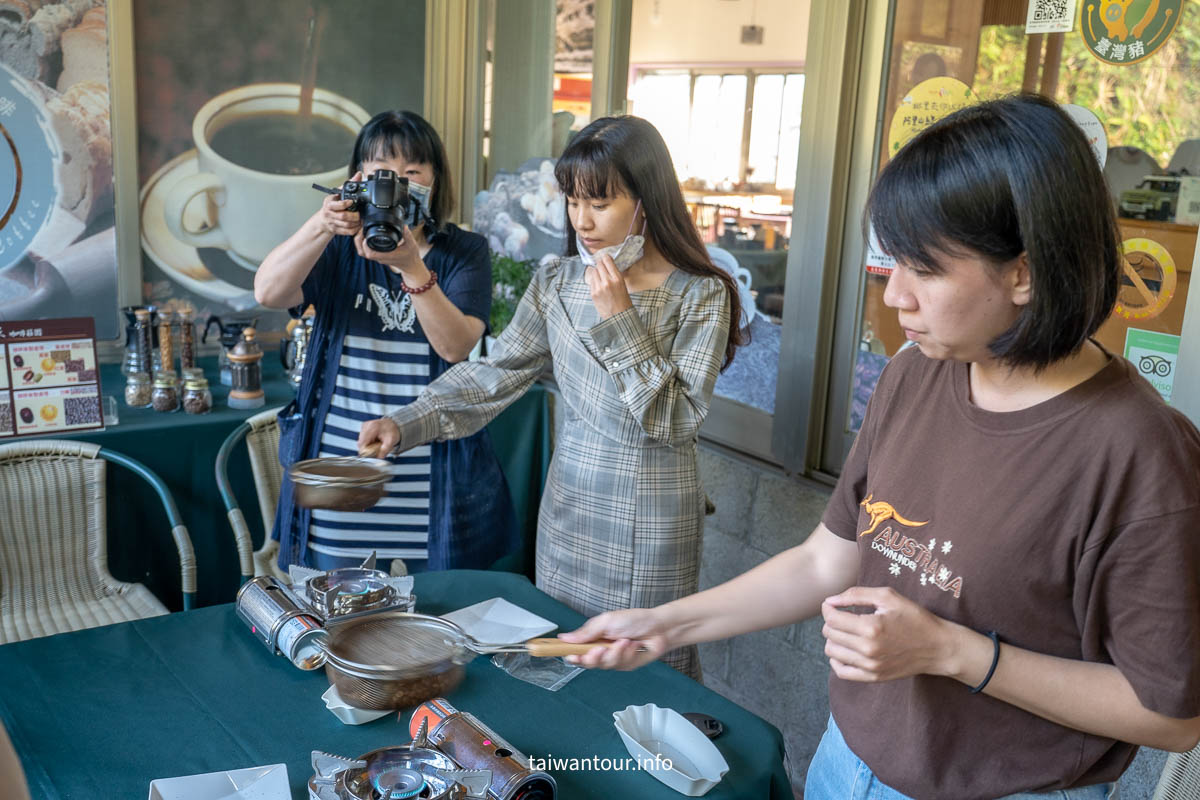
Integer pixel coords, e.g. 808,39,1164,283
585,253,634,320
354,224,429,284
559,607,671,670
820,586,957,683
357,417,401,457
317,172,363,237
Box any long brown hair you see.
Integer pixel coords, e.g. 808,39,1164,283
554,115,745,370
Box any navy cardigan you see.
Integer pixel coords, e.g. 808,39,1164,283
271,225,520,570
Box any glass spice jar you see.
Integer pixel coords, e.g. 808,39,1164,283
182,374,212,415
124,372,152,408
157,311,174,381
178,309,196,373
133,309,154,377
151,371,180,412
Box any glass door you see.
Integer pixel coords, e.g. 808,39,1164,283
822,0,1200,474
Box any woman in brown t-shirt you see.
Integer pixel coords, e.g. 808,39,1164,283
560,94,1200,800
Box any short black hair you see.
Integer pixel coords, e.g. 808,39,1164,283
350,110,454,229
866,93,1121,369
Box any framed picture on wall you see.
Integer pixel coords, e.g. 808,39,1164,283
0,0,122,341
129,0,427,333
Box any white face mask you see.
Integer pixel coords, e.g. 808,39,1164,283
576,200,647,272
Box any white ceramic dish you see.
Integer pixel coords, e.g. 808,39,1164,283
613,704,729,797
322,683,393,725
441,597,557,645
147,763,289,800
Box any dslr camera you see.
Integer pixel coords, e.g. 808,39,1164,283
313,169,431,252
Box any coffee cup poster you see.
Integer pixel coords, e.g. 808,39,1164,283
133,0,424,327
0,0,121,340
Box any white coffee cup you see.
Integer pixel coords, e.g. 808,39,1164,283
164,83,371,264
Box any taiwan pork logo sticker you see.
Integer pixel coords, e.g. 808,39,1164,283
1081,0,1182,66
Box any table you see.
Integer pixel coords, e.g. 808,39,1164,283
0,570,791,799
73,358,550,608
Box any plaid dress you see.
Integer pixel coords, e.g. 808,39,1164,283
387,257,730,677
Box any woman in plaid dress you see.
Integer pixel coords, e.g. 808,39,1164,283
360,116,745,677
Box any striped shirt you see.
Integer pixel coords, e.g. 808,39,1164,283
309,312,432,562
286,225,507,574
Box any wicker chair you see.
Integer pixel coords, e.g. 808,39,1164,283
216,406,288,585
0,440,196,644
1153,744,1200,799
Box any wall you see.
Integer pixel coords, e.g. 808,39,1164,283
629,0,809,65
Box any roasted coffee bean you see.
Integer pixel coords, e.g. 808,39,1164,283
64,396,101,425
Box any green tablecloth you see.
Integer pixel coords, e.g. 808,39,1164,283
75,358,550,608
0,570,791,799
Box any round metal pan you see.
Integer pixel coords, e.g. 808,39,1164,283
289,456,390,512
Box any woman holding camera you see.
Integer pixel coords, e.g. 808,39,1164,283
357,115,745,677
558,95,1200,799
255,110,518,575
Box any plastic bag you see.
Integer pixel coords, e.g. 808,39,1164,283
491,651,583,691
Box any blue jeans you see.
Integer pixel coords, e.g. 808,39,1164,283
805,715,1116,800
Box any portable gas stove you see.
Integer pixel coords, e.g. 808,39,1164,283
305,567,411,618
308,699,556,800
289,557,415,624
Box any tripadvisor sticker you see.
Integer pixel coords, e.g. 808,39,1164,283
886,77,975,158
1125,328,1180,403
1114,237,1177,321
1081,0,1182,66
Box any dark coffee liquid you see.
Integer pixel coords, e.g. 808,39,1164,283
209,113,353,175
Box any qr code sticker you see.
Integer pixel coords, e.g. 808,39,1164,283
0,403,11,434
64,396,100,426
1032,0,1068,22
1026,0,1075,33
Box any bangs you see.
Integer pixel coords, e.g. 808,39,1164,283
554,138,628,199
867,114,1023,273
362,128,438,168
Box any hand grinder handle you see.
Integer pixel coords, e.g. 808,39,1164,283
523,638,623,657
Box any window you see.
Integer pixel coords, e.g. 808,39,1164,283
629,68,804,191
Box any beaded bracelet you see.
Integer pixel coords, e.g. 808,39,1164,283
402,270,438,294
969,630,1001,694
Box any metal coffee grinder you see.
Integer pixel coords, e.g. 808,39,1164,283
281,306,315,393
203,315,258,386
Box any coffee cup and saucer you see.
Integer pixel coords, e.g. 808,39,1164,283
139,83,370,308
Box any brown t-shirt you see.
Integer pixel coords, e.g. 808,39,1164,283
823,346,1200,800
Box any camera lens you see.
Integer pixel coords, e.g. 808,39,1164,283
364,224,400,252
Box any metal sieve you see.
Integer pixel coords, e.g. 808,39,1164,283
320,611,615,710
